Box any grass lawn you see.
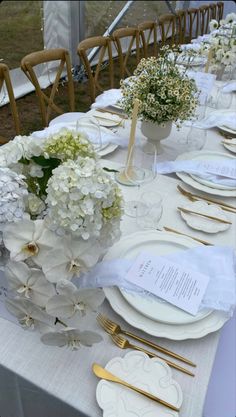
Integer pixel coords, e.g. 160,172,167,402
0,0,174,140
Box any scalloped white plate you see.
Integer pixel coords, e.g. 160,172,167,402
176,151,236,197
103,230,212,325
104,286,229,340
179,201,231,233
222,138,236,155
96,351,183,417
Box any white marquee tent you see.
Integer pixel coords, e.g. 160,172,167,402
1,0,235,106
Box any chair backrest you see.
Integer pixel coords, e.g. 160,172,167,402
112,27,141,79
209,3,217,20
217,2,224,22
187,8,200,41
176,9,187,44
138,21,158,58
21,48,75,127
199,5,210,35
158,14,177,46
77,36,114,104
0,63,20,143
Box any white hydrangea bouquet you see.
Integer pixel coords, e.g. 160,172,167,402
119,46,198,127
201,13,236,76
0,129,123,350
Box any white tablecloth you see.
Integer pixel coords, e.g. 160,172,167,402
0,92,236,417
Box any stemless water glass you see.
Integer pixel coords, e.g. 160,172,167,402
76,115,102,151
136,191,163,230
178,96,207,151
120,142,157,217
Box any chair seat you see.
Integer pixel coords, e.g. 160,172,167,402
49,112,85,126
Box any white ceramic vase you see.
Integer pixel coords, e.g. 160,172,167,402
141,120,172,153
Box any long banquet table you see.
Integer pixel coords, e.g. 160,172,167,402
0,88,236,417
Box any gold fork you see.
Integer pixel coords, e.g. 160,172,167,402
111,334,195,377
177,185,236,213
97,313,196,367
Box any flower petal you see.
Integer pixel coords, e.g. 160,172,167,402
5,261,30,290
41,332,67,347
46,295,75,318
3,220,35,261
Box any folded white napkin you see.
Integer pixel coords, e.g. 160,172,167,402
222,82,236,93
32,123,126,147
156,160,236,187
191,34,211,44
195,111,236,130
180,43,201,51
91,89,122,109
75,246,236,315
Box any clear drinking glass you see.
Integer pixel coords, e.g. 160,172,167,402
136,191,163,229
76,115,102,151
119,142,157,217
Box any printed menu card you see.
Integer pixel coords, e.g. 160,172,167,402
125,251,210,315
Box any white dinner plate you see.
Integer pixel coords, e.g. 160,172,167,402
222,138,236,154
176,151,236,197
96,351,183,417
103,230,212,325
104,286,229,340
189,151,236,191
179,201,230,234
218,124,236,137
98,142,118,157
87,109,123,127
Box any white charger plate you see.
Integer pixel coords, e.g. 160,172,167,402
179,201,230,233
104,286,228,340
176,151,236,197
103,230,212,325
96,351,183,417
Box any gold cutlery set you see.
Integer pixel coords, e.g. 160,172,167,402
94,313,197,412
157,185,236,245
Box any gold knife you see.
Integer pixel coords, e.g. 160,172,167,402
92,363,180,411
177,206,232,224
163,226,213,245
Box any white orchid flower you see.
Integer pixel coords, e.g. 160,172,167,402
41,236,102,283
46,280,105,318
5,261,56,307
41,328,102,350
3,219,61,264
5,298,54,332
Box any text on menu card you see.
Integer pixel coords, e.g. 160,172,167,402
125,251,210,315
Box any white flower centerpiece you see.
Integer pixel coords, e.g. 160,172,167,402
202,13,236,78
0,129,123,350
119,46,198,151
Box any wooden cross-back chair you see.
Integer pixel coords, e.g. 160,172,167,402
209,3,217,20
199,5,210,35
0,63,20,145
217,2,224,22
176,9,187,44
77,36,114,104
158,14,177,46
21,48,75,127
138,21,158,58
112,27,141,79
187,8,200,41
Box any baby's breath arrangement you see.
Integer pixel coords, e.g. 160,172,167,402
120,47,199,127
0,129,123,350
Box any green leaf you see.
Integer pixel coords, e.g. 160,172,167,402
31,155,61,168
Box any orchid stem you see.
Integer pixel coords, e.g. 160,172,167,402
55,317,67,327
